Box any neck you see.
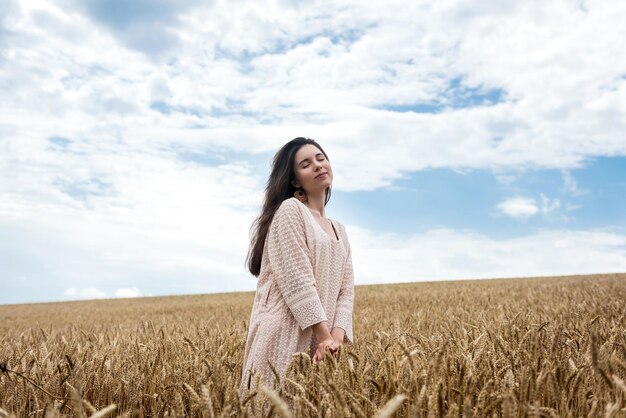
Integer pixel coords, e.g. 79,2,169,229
305,191,327,218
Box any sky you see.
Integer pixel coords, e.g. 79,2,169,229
1,0,625,305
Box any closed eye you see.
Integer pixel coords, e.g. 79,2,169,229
298,152,326,167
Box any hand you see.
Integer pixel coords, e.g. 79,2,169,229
313,337,339,364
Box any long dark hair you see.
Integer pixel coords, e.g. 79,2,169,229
246,137,332,277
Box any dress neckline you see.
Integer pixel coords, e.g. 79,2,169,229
292,197,340,242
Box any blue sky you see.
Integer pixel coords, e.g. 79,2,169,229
332,157,626,236
1,1,626,304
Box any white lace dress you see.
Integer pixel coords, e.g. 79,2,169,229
240,197,354,393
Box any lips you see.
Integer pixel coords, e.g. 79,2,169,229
315,172,328,179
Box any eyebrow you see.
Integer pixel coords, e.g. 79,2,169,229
297,152,324,166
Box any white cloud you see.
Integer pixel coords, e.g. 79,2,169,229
116,287,142,298
540,193,561,215
496,197,538,219
349,226,626,284
496,194,563,221
0,143,263,301
561,170,588,196
63,287,106,300
2,1,626,191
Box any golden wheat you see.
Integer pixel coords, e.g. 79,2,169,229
1,273,625,417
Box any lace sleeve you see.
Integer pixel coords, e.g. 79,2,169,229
267,199,327,330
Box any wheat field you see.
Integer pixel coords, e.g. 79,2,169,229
1,273,625,417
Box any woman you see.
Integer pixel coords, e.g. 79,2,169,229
240,137,355,393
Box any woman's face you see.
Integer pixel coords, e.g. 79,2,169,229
292,144,333,194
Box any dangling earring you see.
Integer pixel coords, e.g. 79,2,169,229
294,188,307,203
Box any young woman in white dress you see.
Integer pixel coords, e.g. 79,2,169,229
241,137,355,393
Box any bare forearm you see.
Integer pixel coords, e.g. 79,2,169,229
331,327,345,343
311,321,332,343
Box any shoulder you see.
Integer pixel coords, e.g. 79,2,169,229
276,197,301,214
273,197,304,223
